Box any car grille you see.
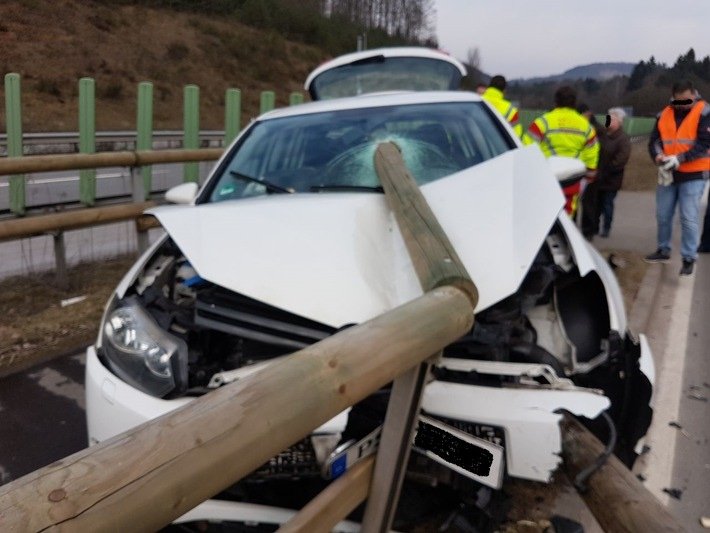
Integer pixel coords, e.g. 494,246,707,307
250,438,321,480
195,284,336,350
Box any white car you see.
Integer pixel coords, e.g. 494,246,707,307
85,48,654,529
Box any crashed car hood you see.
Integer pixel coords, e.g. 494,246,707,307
150,145,563,327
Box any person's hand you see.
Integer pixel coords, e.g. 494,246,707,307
585,170,597,183
661,155,680,170
655,154,666,164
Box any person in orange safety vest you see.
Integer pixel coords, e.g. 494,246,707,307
644,79,710,276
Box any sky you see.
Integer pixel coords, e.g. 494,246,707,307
434,0,710,79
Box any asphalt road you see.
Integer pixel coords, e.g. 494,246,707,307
668,253,710,532
0,353,88,485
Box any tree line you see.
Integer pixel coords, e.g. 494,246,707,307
505,49,710,117
98,0,436,54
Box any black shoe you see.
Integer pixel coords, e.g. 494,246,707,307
644,249,671,263
680,259,695,276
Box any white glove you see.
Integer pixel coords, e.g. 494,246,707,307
658,166,673,186
661,155,680,171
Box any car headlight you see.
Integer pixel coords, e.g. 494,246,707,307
101,296,188,398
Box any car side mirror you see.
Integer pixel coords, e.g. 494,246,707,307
165,182,199,204
547,156,587,188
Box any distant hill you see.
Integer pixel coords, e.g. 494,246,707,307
514,62,635,85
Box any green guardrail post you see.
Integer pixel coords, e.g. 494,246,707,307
183,85,200,183
79,78,96,206
136,82,153,200
260,90,275,114
224,88,241,146
4,73,25,216
289,92,304,106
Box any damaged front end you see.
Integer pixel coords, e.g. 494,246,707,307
90,210,653,496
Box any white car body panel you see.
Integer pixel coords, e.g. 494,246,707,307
150,145,564,326
422,381,610,482
85,347,348,444
304,47,467,93
174,500,361,532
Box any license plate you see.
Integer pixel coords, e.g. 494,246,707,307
323,416,505,489
413,415,505,489
323,426,382,480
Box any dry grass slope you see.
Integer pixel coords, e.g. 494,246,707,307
0,0,328,132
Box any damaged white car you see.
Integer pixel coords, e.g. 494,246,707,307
85,48,654,529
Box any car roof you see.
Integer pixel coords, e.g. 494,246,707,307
304,47,468,93
258,90,484,122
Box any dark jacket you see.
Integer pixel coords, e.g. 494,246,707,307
598,128,631,191
648,101,710,183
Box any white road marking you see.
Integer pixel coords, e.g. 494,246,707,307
638,264,696,505
27,367,86,410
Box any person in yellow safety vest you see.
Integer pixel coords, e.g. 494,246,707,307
525,85,600,217
482,75,523,138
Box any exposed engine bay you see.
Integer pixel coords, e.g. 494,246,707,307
97,219,652,494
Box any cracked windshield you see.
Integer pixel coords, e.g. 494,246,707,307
208,101,512,202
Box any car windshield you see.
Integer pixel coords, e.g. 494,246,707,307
206,101,513,203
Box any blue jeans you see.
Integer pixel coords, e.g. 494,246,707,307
599,190,617,234
656,180,707,261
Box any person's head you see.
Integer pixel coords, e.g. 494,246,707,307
489,75,507,92
670,79,697,110
554,85,577,108
576,102,592,119
607,107,626,132
476,83,487,95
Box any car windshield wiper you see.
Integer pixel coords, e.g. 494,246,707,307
309,185,384,193
229,171,293,194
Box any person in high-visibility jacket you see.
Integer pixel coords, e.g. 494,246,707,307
525,86,600,217
482,75,523,138
645,79,710,276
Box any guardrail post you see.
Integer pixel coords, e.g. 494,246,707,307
136,82,153,200
361,143,478,532
183,85,200,183
5,73,25,216
79,78,96,206
52,231,68,290
260,90,275,114
224,88,241,146
289,92,304,106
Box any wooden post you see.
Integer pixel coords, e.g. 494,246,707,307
0,202,156,242
561,415,684,533
0,287,473,532
361,142,478,532
0,148,223,176
279,457,375,533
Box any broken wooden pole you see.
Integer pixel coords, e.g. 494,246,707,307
561,415,684,533
361,142,478,532
0,286,473,532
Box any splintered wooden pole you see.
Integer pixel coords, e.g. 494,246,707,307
361,142,478,532
561,415,684,533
